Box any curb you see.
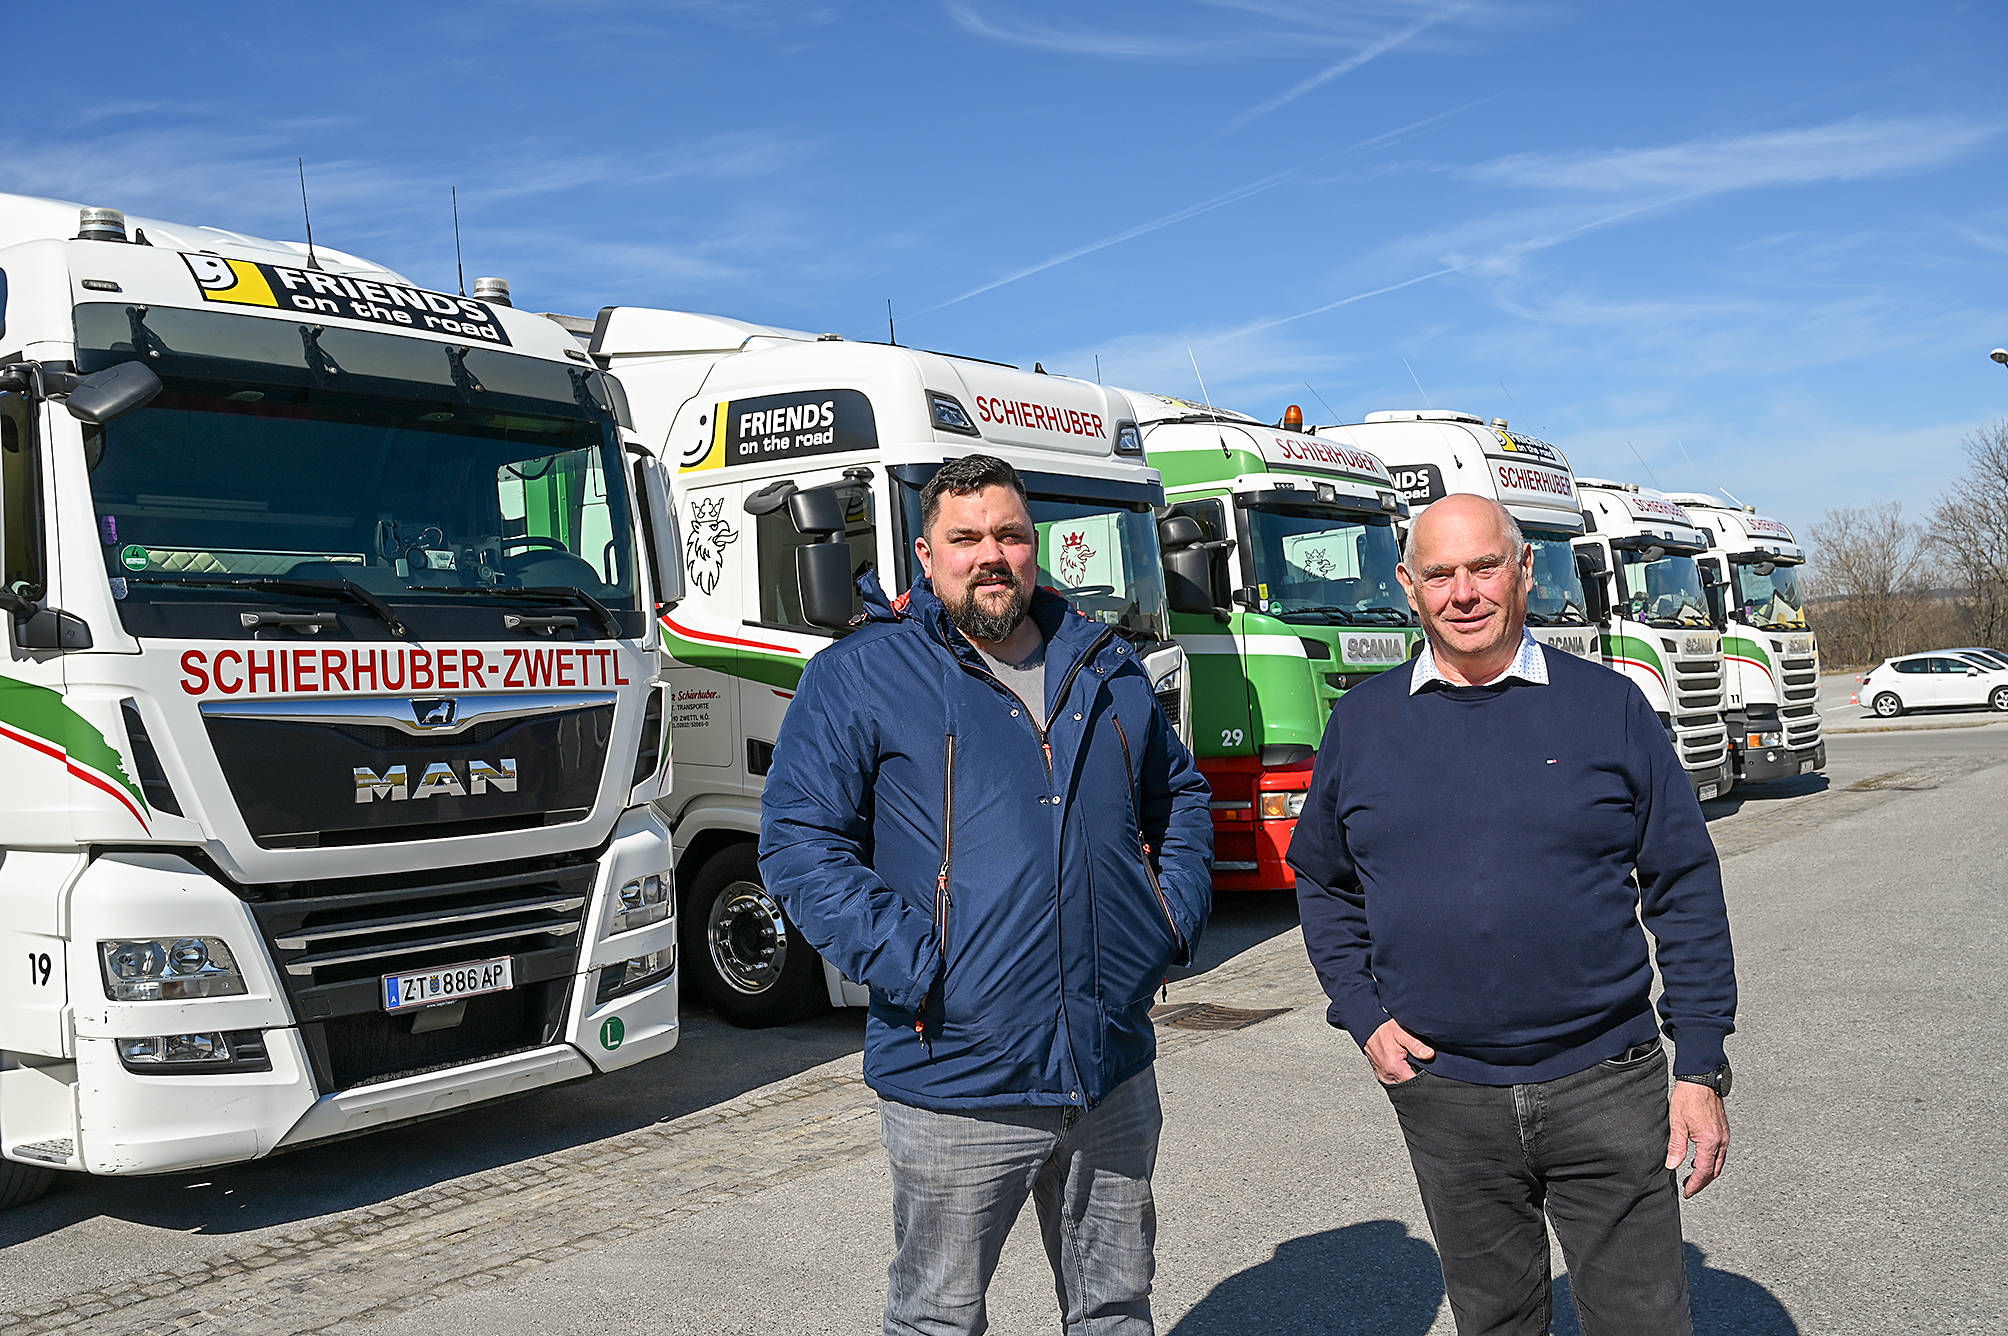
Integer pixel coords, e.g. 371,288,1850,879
1826,719,2006,735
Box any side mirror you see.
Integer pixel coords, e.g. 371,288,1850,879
1164,547,1216,617
1752,561,1776,576
1703,581,1727,631
786,485,849,537
63,361,162,425
1158,514,1204,550
636,457,685,613
796,541,857,630
1573,546,1606,576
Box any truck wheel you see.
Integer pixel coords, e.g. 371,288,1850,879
0,1158,56,1210
1872,693,1904,718
680,844,829,1029
1992,686,2008,713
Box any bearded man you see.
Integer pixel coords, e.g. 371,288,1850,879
759,453,1212,1336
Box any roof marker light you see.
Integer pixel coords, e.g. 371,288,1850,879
1281,404,1304,432
77,208,129,243
471,277,512,307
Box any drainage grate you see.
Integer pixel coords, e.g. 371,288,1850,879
1150,1003,1293,1031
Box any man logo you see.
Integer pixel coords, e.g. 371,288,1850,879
411,698,457,728
354,759,518,803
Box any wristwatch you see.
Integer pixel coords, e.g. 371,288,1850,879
1674,1060,1732,1100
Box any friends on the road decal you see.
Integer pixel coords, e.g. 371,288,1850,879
181,253,513,345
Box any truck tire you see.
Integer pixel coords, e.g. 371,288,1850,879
680,844,829,1029
0,1157,56,1210
1872,692,1904,718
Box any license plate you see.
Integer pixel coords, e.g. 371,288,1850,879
1800,760,1814,774
1699,783,1720,801
383,957,513,1013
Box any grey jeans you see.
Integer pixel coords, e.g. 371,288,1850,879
1383,1043,1692,1336
879,1067,1162,1336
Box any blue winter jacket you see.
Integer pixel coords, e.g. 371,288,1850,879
758,572,1213,1112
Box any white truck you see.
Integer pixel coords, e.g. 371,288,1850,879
1662,493,1825,782
1312,411,1604,663
0,193,687,1208
1573,480,1736,800
570,308,1189,1027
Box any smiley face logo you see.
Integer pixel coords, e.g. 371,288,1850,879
180,253,278,307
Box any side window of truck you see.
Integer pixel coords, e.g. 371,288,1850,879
753,483,874,633
1167,498,1230,603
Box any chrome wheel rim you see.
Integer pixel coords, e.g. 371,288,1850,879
707,880,788,994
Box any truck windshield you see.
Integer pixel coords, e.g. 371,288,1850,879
1733,559,1808,631
87,385,640,640
1243,503,1409,624
1618,549,1711,628
1524,527,1591,626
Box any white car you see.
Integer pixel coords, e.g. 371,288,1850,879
1857,651,2008,718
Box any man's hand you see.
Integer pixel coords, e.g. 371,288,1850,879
1365,1018,1436,1085
1667,1080,1730,1198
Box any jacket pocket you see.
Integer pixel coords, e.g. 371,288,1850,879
1113,716,1184,956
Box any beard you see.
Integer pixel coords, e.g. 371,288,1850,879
949,569,1031,643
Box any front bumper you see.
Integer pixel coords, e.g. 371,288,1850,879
13,811,680,1177
1735,739,1827,784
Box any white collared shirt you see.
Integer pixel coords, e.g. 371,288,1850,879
1410,627,1548,693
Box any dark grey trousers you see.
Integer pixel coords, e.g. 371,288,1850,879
1382,1044,1693,1336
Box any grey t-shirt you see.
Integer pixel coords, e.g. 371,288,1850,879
975,631,1050,731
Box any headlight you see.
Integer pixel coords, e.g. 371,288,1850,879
612,874,671,934
1153,667,1183,694
99,937,246,1000
597,946,676,1003
1259,791,1308,820
116,1029,272,1073
1747,731,1783,749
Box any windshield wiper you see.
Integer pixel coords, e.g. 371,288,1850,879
1275,605,1358,624
124,575,408,637
1526,606,1590,627
1352,605,1414,623
411,584,623,637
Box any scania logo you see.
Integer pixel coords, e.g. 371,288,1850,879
411,698,457,729
354,759,517,803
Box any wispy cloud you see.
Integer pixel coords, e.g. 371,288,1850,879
1468,116,1998,194
945,0,1486,61
912,94,1501,317
1206,6,1458,142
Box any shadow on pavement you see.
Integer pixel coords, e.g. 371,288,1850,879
1551,1243,1799,1334
1700,770,1829,820
1169,1219,1443,1334
1172,887,1300,981
0,1003,867,1246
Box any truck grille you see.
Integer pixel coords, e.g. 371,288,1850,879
245,856,594,1091
1674,715,1728,771
1673,656,1724,714
1155,685,1182,730
1780,654,1820,748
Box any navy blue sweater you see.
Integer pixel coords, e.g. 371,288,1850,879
1288,646,1736,1084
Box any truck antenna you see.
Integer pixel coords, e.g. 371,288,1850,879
887,299,897,346
1674,438,1701,485
1187,343,1231,460
1625,440,1660,487
297,158,322,271
1402,358,1433,409
1498,382,1530,433
1719,485,1747,509
1304,381,1339,422
1095,354,1101,384
452,187,467,297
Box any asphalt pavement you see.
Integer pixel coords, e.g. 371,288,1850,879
2,728,2004,1334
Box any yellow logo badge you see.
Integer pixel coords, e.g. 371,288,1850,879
181,254,279,307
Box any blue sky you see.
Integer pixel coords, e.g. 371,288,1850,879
7,1,2006,535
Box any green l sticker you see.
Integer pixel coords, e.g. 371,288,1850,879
120,545,149,572
599,1016,625,1051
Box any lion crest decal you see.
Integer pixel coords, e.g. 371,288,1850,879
685,496,739,596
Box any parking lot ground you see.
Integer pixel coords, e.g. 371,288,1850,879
2,727,2004,1334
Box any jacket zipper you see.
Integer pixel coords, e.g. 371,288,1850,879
916,734,957,1040
1114,715,1185,956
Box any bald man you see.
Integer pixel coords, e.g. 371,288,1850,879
1288,495,1737,1336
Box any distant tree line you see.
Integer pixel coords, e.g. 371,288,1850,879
1805,420,2008,667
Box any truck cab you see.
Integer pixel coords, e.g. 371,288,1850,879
1661,493,1825,783
579,308,1186,1026
1313,410,1603,664
0,195,686,1204
1134,393,1416,894
1574,480,1735,801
